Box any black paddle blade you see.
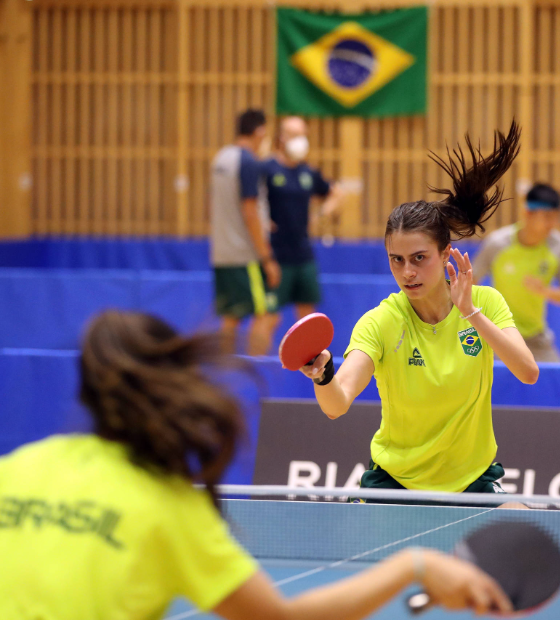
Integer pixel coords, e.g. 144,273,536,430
455,521,560,612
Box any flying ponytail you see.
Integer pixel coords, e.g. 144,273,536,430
385,119,521,249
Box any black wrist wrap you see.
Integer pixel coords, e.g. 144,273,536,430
313,353,334,386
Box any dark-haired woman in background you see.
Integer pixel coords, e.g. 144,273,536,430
0,311,512,618
302,121,539,497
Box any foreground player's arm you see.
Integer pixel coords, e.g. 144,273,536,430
214,548,512,620
450,248,539,385
299,349,373,419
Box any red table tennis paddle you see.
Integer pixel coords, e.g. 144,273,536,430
278,313,334,371
408,520,560,616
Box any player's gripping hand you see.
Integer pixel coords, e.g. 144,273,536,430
419,549,513,615
298,350,331,382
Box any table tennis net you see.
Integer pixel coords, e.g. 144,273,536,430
216,485,560,565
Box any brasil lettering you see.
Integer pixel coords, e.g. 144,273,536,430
0,496,125,549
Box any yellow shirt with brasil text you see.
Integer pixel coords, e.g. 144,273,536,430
345,286,515,493
0,434,257,620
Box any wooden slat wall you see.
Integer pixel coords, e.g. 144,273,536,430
31,4,177,235
27,0,560,238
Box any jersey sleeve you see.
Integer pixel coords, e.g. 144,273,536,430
312,168,331,197
165,487,258,611
477,285,516,330
344,309,384,370
239,151,261,199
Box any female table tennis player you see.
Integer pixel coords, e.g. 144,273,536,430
0,310,512,618
301,120,539,497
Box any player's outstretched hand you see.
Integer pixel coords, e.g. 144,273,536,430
420,549,513,615
298,350,331,381
447,248,475,317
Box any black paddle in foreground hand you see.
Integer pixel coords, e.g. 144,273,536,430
408,520,560,616
278,313,334,371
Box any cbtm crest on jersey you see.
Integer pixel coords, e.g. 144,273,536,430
458,327,482,357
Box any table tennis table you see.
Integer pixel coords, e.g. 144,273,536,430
164,497,560,620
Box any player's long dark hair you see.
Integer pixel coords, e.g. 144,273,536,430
79,310,244,505
385,119,521,249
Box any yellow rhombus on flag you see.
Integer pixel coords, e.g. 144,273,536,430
290,21,416,108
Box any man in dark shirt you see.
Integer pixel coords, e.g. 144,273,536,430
261,116,342,325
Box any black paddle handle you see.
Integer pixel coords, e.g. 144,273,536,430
407,592,432,615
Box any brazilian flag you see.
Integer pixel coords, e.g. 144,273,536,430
276,7,428,117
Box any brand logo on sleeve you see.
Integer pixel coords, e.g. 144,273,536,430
458,327,482,357
408,347,425,366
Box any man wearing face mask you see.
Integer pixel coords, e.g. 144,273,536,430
473,182,560,361
261,116,342,323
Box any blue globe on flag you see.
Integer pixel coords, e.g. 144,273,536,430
327,39,377,89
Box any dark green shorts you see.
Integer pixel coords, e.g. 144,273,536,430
356,460,506,503
214,262,278,319
276,260,321,307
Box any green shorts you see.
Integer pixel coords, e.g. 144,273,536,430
276,260,321,307
214,262,278,319
355,460,506,503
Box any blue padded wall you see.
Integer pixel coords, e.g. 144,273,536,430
0,238,480,274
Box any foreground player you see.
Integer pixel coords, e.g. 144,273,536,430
0,311,511,618
302,121,539,496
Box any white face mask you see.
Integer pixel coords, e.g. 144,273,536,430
285,135,309,162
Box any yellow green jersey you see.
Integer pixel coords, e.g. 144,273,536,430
473,223,560,338
0,435,257,620
344,286,515,493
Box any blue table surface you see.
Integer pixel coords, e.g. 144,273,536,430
162,499,560,620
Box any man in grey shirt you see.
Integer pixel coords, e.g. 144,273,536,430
210,109,281,355
473,183,560,361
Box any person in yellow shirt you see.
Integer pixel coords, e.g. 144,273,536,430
0,310,512,618
473,182,560,361
301,120,538,497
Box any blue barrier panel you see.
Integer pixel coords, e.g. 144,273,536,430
0,270,139,349
0,349,261,485
3,268,560,356
1,350,559,484
138,270,219,333
0,238,481,274
0,349,86,456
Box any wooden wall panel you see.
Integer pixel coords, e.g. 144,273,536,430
31,3,177,236
22,0,560,239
